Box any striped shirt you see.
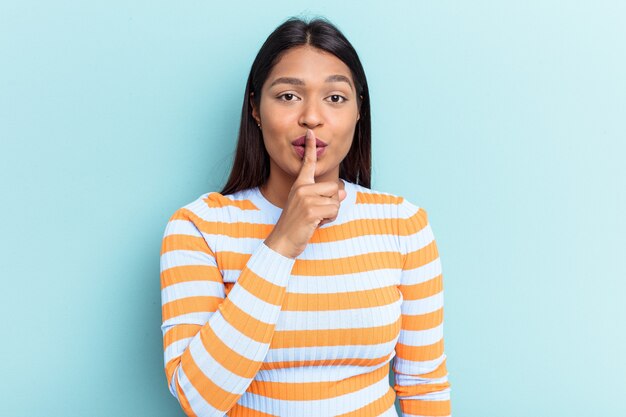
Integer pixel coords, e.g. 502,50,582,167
160,179,451,416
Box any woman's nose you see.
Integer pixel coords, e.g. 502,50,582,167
298,100,323,128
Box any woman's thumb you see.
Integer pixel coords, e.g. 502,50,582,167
338,189,347,201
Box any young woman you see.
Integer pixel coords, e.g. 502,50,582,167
160,16,451,417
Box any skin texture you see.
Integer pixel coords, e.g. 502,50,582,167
250,45,362,258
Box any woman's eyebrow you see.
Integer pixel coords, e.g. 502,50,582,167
269,75,353,91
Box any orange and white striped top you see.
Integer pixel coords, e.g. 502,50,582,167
160,179,451,417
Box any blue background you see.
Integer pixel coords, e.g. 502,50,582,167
1,1,625,416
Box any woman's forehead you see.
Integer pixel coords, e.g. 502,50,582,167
265,46,354,89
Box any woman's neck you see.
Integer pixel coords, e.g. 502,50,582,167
260,171,344,210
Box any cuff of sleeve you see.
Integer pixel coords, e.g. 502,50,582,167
400,398,451,416
245,241,296,287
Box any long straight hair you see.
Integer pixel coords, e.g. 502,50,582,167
219,16,371,195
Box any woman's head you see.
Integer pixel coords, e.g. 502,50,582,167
220,16,371,195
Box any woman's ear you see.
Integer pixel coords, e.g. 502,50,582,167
250,92,260,124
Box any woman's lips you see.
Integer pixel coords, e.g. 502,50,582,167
291,135,328,147
293,144,326,158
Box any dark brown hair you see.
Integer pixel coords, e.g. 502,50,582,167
220,16,371,195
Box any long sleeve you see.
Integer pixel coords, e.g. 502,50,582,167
393,201,451,417
160,206,296,417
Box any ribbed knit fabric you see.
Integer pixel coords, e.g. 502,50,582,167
160,179,451,417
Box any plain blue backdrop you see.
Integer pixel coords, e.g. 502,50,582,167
1,1,625,416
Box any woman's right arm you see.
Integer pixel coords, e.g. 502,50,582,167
160,207,296,417
161,130,344,416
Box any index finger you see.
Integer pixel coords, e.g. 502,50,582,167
295,128,317,185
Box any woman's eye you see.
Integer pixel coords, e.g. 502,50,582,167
327,94,347,103
277,93,299,102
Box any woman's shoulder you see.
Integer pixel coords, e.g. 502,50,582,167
351,182,428,221
166,188,256,224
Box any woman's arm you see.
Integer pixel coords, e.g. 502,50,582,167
393,201,452,417
160,205,295,417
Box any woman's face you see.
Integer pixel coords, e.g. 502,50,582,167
252,45,361,182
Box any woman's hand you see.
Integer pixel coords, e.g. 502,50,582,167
264,129,347,259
